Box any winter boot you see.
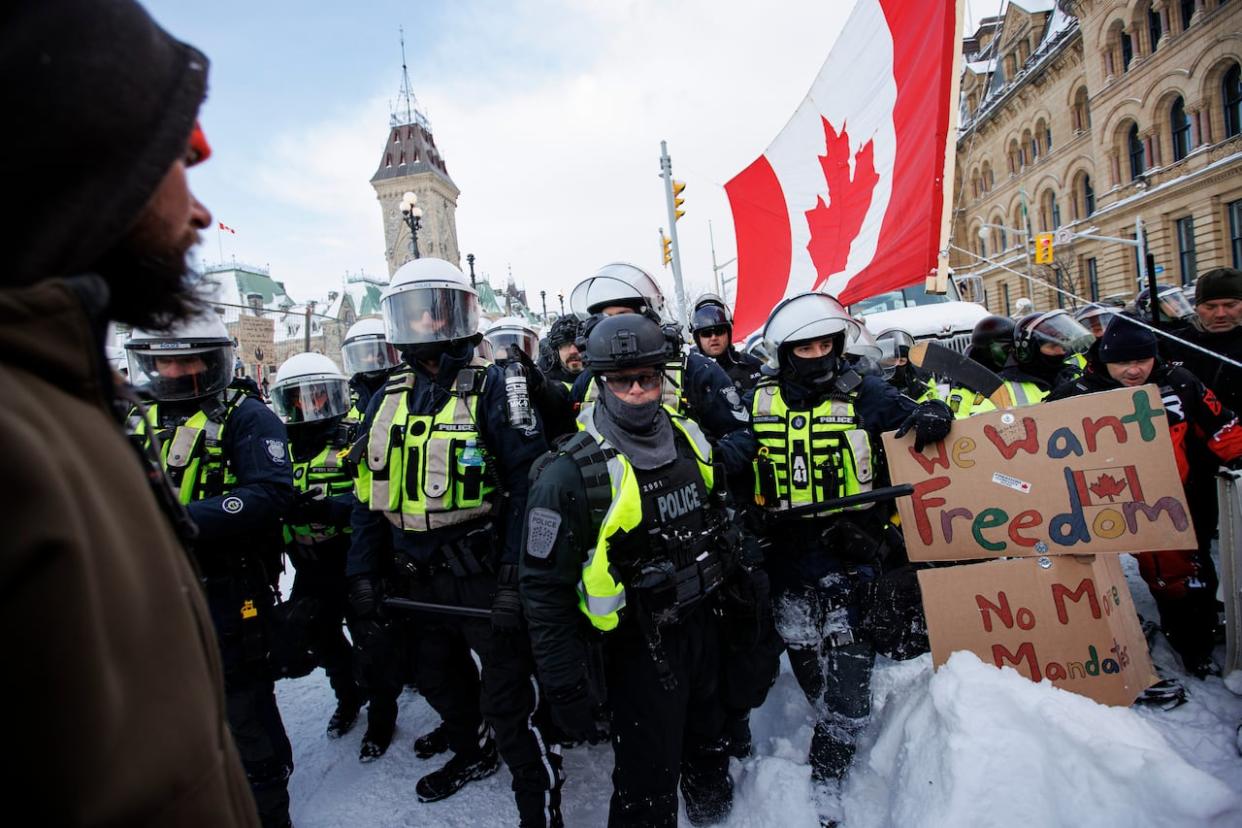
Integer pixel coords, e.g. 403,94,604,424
359,700,397,763
1134,678,1188,710
413,721,450,759
681,735,733,825
326,693,364,739
514,751,565,828
415,738,500,802
809,721,855,783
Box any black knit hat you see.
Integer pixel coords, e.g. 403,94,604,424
1195,267,1242,305
1098,317,1158,363
0,0,210,287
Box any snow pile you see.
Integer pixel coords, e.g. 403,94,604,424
844,652,1242,828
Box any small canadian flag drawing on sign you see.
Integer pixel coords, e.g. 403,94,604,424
1073,466,1146,507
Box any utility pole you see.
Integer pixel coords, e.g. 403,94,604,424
1018,189,1037,305
708,219,736,305
659,140,689,327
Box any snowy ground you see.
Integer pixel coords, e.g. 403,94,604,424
278,555,1242,827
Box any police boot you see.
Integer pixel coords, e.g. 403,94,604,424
725,711,752,759
359,699,397,763
415,738,500,803
514,751,565,828
413,721,450,759
326,682,364,739
809,720,855,783
681,735,733,826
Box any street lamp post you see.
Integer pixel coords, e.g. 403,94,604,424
466,253,476,288
979,222,1035,299
557,291,564,317
399,191,424,259
540,290,548,324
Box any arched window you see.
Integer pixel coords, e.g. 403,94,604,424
1147,5,1162,52
1180,0,1195,31
1051,196,1061,230
1171,96,1192,161
1045,124,1053,153
1128,123,1146,179
1225,63,1242,139
1073,87,1091,132
1121,31,1134,71
1082,174,1095,216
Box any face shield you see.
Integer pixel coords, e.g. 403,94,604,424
341,337,400,376
271,376,351,425
691,303,731,334
127,344,234,402
876,330,915,379
1156,289,1194,322
1075,305,1120,338
1026,311,1094,356
383,286,480,346
485,327,539,360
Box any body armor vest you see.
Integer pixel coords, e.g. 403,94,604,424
286,424,354,546
353,362,496,532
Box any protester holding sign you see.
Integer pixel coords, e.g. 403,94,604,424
1049,317,1242,677
746,292,951,784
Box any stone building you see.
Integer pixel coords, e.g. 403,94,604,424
950,0,1242,315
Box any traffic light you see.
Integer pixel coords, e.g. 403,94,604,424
673,180,686,221
660,230,672,266
1034,232,1054,264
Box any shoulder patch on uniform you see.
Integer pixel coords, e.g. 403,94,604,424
222,496,244,514
525,507,562,559
264,438,287,463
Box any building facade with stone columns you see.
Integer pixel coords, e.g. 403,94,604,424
950,0,1242,316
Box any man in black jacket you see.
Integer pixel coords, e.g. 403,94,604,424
689,294,764,394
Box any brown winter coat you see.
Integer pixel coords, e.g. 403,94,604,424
0,278,260,826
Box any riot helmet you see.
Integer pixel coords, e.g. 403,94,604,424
1133,285,1194,324
875,328,915,381
340,317,400,379
570,262,667,318
381,258,481,360
581,312,677,374
743,331,771,365
271,352,351,426
968,315,1016,371
1074,302,1123,339
762,292,860,369
1013,310,1093,374
846,324,885,377
125,307,235,401
484,316,540,360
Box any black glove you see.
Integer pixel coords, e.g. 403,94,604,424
288,488,333,525
547,681,596,744
347,575,380,620
490,585,523,633
509,346,546,394
894,400,953,451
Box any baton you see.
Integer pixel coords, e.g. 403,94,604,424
763,483,915,522
382,596,493,620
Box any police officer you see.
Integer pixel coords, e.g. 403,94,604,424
568,263,755,476
340,317,401,420
748,292,951,785
521,312,760,826
269,353,364,740
1074,301,1123,340
347,259,561,824
998,310,1093,406
942,315,1014,418
126,309,295,828
689,292,764,394
488,314,578,443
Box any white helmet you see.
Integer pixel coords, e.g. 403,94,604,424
106,345,128,376
761,292,861,371
846,324,884,377
484,316,539,360
341,316,400,377
271,352,351,425
743,330,770,364
381,258,481,346
475,318,495,362
874,328,915,379
569,262,666,318
125,307,234,401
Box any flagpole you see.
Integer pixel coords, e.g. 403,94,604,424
216,224,224,267
929,0,967,295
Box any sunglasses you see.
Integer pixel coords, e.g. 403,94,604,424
698,326,729,338
600,370,664,393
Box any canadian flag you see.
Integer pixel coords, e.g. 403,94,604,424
218,221,237,234
725,0,963,338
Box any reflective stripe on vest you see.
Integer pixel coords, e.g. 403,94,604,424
287,442,353,545
129,403,235,505
354,363,496,532
946,386,998,419
750,383,873,512
1004,380,1047,408
573,403,714,632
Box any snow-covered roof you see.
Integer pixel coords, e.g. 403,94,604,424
965,59,995,75
1010,0,1056,13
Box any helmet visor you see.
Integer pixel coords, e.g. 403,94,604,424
692,304,730,333
271,377,351,424
341,338,400,376
383,287,480,345
127,344,233,401
1158,289,1194,322
485,329,539,360
475,337,495,362
1029,312,1093,355
877,330,914,377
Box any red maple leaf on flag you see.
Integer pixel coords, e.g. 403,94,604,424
805,117,879,288
1088,472,1128,502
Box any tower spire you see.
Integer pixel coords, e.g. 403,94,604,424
392,26,430,130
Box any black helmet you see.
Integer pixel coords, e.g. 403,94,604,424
690,293,732,334
1013,310,1093,368
967,315,1016,371
1133,285,1194,323
581,313,676,373
547,315,582,349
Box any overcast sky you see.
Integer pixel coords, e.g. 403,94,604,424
147,0,1004,312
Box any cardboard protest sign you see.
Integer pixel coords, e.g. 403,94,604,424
883,385,1195,562
236,314,274,363
918,555,1157,706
